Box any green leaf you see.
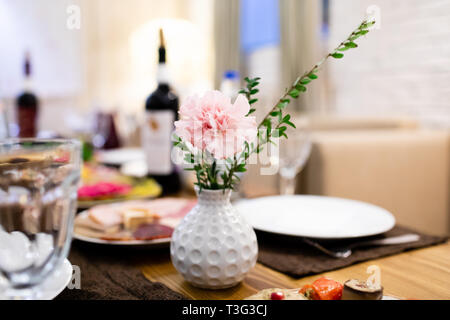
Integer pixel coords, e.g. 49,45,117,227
239,89,247,94
235,163,247,172
262,118,271,126
286,120,296,129
307,73,318,80
277,101,289,109
288,89,300,98
296,84,307,92
247,109,256,115
266,120,272,137
270,111,281,117
281,114,291,123
338,46,350,51
361,21,375,29
331,52,344,59
249,99,258,105
250,89,259,95
300,78,311,85
345,41,358,48
278,126,288,139
358,29,369,36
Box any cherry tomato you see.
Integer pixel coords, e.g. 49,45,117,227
299,284,319,300
270,291,285,300
311,277,343,300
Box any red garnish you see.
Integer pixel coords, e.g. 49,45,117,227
311,277,343,300
54,155,70,163
300,278,343,300
299,284,319,300
78,182,132,200
270,292,285,300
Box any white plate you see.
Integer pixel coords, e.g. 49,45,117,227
0,259,72,300
235,195,395,239
74,231,170,248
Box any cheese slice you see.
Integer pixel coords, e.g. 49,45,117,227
122,208,159,230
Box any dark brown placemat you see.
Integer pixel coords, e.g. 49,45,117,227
257,226,447,278
56,242,187,300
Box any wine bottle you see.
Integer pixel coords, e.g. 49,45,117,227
141,29,181,194
16,52,39,138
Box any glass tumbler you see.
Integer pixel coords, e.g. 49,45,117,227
0,139,81,299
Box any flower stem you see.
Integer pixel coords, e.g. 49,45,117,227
258,19,374,128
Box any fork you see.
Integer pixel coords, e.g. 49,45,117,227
303,234,420,259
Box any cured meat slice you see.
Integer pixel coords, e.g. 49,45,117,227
133,223,174,240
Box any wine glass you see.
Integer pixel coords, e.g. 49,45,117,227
276,130,312,195
0,139,81,299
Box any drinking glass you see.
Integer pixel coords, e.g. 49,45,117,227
277,130,312,195
0,139,81,299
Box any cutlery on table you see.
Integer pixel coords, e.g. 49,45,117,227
303,234,420,259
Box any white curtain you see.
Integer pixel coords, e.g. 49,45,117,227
279,0,327,113
213,0,241,89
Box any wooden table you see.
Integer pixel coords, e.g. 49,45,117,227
141,242,450,300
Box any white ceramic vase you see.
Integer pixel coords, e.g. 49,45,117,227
170,188,258,289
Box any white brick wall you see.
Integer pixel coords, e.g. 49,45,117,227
328,0,450,128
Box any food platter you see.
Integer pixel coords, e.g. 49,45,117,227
245,275,400,301
77,163,162,209
73,198,195,248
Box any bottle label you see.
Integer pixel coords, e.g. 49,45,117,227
141,110,174,175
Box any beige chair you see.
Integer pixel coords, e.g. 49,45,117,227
300,129,450,236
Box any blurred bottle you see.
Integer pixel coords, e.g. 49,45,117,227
101,112,121,150
16,52,39,138
220,70,240,100
141,29,181,194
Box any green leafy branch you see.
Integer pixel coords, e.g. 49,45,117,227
240,19,375,162
239,77,260,116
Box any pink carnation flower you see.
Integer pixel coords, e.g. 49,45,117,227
175,90,257,159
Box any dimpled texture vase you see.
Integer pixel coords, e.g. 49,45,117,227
170,188,258,289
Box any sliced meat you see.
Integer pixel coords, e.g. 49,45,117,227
129,198,196,218
133,223,174,240
88,206,123,228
